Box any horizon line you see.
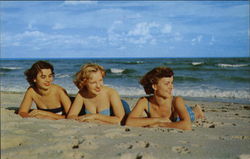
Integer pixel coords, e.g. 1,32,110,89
1,56,250,60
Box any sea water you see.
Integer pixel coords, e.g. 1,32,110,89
1,57,249,104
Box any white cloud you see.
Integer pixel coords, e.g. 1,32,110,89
161,24,172,34
209,36,215,45
17,31,45,38
191,35,203,45
63,0,97,5
128,22,159,36
173,32,183,41
52,23,65,30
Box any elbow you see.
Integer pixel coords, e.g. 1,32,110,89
67,115,77,120
182,121,192,130
18,112,29,118
125,118,133,126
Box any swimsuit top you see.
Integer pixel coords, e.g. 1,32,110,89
147,99,175,120
85,108,111,116
37,107,64,115
147,99,195,122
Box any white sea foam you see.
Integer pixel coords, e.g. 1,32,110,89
136,61,144,64
110,68,125,74
192,62,203,66
55,73,71,78
174,88,250,100
218,64,248,68
0,67,22,70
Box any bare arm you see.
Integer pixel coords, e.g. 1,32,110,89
18,88,33,118
126,97,169,127
59,88,72,115
29,109,65,120
158,97,192,130
67,93,84,120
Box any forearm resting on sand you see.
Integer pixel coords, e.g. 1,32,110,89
158,120,192,130
126,117,171,127
19,110,65,120
77,114,122,125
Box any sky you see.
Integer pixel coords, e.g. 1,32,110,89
1,1,249,58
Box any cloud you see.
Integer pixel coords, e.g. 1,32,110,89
52,23,65,30
191,35,203,45
128,22,159,36
209,36,215,45
161,24,172,34
63,0,97,6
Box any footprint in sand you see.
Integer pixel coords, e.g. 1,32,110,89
231,136,250,140
117,141,157,150
1,135,27,149
53,129,78,137
104,128,137,138
171,146,191,154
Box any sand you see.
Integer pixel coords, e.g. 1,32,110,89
1,91,250,159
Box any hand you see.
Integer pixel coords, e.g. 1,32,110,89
29,109,48,117
77,114,97,122
144,123,160,128
158,118,172,123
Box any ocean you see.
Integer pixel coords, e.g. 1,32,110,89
1,57,249,104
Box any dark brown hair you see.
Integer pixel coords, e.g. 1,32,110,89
140,66,174,94
24,61,54,86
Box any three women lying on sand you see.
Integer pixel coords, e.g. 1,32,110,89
18,61,204,130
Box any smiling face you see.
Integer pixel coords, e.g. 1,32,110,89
153,76,174,98
34,69,54,90
85,70,104,96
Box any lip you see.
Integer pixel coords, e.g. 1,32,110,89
44,83,50,86
95,89,101,92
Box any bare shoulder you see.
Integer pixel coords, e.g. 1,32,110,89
137,96,148,104
52,84,67,93
26,86,35,95
173,96,184,103
105,86,118,95
135,96,148,109
173,96,185,109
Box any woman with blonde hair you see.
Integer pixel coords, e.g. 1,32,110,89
67,63,129,125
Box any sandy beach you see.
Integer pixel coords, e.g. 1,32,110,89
1,91,250,159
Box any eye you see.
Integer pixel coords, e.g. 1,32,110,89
41,75,46,79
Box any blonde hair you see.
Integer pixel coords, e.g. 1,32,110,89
74,63,106,89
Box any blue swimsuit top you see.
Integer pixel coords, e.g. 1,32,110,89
85,108,111,116
37,107,64,115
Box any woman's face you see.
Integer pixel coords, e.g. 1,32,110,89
85,70,104,96
153,76,173,98
34,69,53,90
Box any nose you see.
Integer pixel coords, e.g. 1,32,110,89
46,76,52,82
169,83,173,89
96,82,101,88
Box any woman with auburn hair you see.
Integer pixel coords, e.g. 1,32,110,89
67,63,129,125
126,66,204,130
18,61,71,120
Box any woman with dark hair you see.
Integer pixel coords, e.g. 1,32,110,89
126,66,204,130
18,61,71,120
